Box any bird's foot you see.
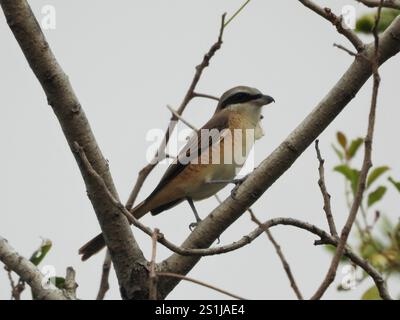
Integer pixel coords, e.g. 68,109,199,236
230,174,250,199
188,221,220,243
189,220,202,231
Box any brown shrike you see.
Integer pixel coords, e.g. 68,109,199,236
79,86,274,260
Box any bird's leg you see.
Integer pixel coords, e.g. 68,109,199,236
207,174,250,199
187,197,202,231
186,197,221,244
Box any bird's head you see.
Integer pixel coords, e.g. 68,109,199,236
215,86,275,114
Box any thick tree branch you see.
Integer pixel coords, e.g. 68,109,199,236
0,236,72,300
0,0,145,299
73,142,149,299
157,16,400,299
299,0,365,51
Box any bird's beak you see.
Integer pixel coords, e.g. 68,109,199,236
260,95,275,106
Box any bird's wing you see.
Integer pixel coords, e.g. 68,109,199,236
147,110,230,199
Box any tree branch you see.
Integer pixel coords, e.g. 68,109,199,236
310,2,384,300
0,236,72,300
0,0,147,299
157,272,245,300
157,15,400,299
148,229,159,300
299,0,365,51
64,267,78,299
315,140,338,237
356,0,400,9
96,250,112,300
248,210,303,300
192,92,220,101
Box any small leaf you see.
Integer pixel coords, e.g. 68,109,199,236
347,138,363,160
367,166,390,189
356,9,400,34
332,144,344,161
334,164,354,181
51,277,66,289
367,186,387,207
29,239,52,266
361,285,382,300
336,132,347,150
334,165,359,194
388,177,400,193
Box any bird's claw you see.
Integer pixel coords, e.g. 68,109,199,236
230,174,250,199
189,221,201,231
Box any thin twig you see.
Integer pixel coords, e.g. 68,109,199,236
125,13,226,210
248,209,304,300
192,92,220,101
299,0,365,51
64,267,78,299
224,0,252,27
157,272,245,300
148,228,159,300
5,268,23,300
315,140,338,237
333,43,358,57
166,105,199,131
310,1,384,300
96,250,112,300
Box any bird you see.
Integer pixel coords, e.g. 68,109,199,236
79,86,274,261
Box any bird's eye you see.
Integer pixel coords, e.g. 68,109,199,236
260,115,264,120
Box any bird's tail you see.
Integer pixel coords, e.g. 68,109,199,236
79,201,150,261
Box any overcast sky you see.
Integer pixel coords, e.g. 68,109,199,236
0,0,399,300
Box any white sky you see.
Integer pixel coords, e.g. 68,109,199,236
0,0,399,300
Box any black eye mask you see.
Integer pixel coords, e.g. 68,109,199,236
220,92,262,109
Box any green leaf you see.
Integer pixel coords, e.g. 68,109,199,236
388,177,400,193
362,285,382,300
334,165,359,193
356,9,400,34
51,277,66,289
334,164,354,181
367,166,390,189
346,138,363,160
336,131,347,150
367,186,387,207
332,144,344,161
29,239,52,266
